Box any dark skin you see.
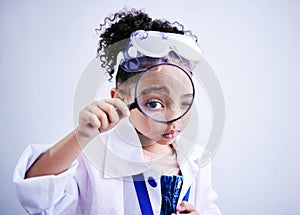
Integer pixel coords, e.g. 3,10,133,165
173,201,200,214
26,9,201,214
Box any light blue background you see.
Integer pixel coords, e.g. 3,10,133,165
1,0,299,214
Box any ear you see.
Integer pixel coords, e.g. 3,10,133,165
110,88,125,100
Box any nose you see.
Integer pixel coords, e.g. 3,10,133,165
166,115,182,131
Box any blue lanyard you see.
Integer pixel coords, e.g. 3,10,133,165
132,173,191,215
183,186,191,201
133,173,154,215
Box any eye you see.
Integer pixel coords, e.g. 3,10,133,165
145,99,164,110
182,102,192,107
181,101,193,110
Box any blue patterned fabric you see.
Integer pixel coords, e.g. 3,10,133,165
160,175,183,215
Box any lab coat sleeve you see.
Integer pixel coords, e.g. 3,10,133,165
194,162,222,215
13,144,79,214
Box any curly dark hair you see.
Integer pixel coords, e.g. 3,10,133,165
96,8,194,84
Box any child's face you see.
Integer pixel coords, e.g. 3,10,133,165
130,104,192,146
119,64,193,146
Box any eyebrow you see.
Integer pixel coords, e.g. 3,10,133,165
140,87,194,100
140,86,170,95
181,93,194,99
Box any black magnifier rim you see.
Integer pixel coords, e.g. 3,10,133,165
129,62,195,124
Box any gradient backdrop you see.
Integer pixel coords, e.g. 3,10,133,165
1,0,299,214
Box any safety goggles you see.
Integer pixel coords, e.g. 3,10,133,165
120,30,202,72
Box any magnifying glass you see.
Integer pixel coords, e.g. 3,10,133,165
127,63,195,123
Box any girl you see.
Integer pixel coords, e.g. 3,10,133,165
14,8,221,215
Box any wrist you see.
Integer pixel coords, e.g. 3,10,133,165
74,128,95,148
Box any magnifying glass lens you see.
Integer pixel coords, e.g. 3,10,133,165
134,64,194,123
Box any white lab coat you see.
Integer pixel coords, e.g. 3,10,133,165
13,120,222,215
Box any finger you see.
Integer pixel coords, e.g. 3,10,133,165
94,108,109,129
80,110,101,128
83,105,109,129
89,102,119,124
103,98,130,118
176,212,199,215
177,201,197,213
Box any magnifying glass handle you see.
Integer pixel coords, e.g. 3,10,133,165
116,102,137,117
128,102,137,110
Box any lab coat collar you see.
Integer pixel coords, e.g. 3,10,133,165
173,136,203,201
102,119,203,182
103,119,150,178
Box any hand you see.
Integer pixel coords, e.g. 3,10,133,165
171,201,200,215
76,98,130,140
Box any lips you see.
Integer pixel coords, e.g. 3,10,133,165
162,130,180,139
